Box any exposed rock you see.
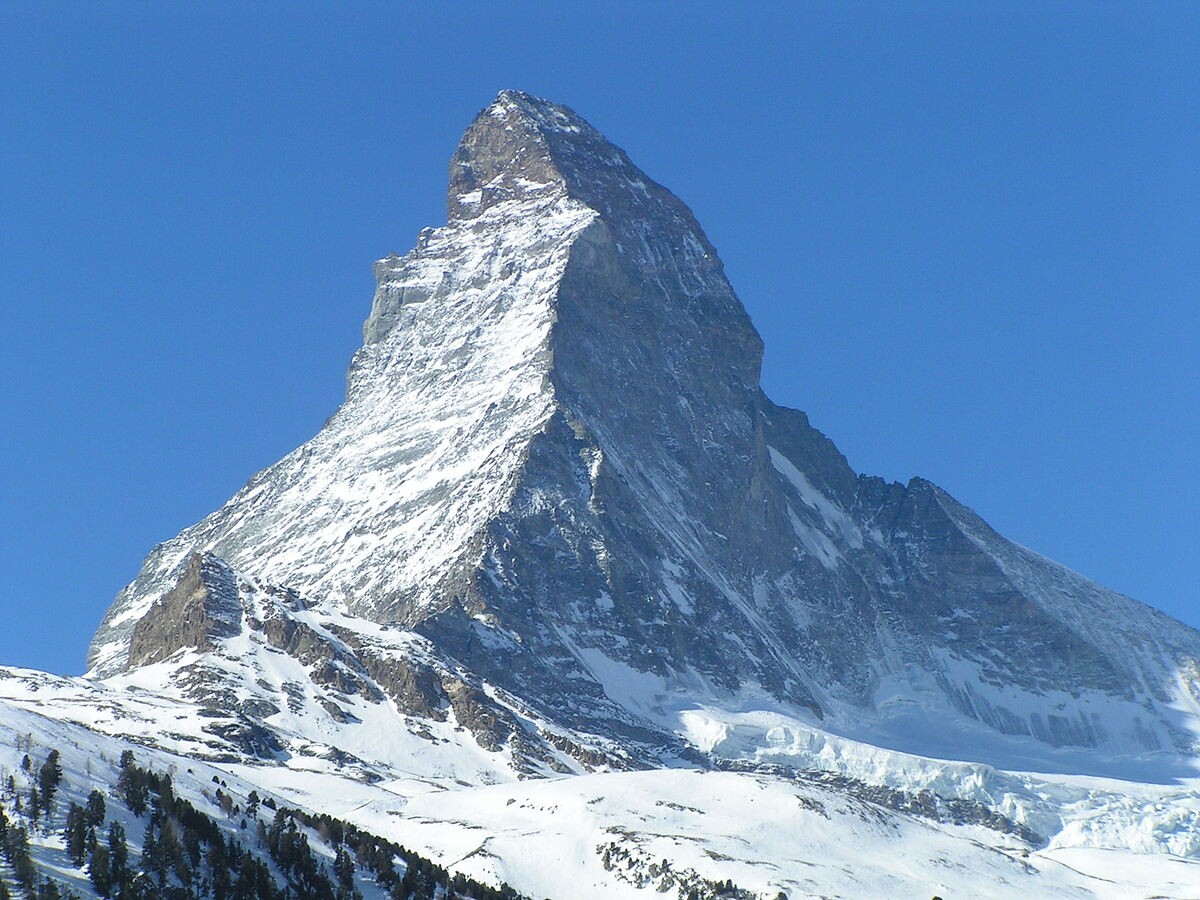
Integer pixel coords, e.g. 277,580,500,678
328,625,448,720
127,553,242,667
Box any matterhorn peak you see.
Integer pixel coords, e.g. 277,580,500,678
445,91,709,236
3,87,1194,900
445,92,741,325
88,93,1200,786
445,90,599,219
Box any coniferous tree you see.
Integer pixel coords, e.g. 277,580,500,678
234,853,259,900
85,789,106,829
158,774,174,810
0,809,10,900
157,814,188,888
64,803,89,866
141,818,160,886
117,754,148,816
6,824,36,891
38,751,63,812
88,842,113,897
335,844,356,891
124,872,156,900
107,821,129,890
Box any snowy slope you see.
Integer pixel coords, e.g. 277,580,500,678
9,544,1200,896
0,688,410,899
88,174,598,677
87,91,1200,771
369,769,1200,900
3,684,1198,899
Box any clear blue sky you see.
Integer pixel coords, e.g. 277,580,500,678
2,2,1197,676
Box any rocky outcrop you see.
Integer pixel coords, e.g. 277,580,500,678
127,553,242,667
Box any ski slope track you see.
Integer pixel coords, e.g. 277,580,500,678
4,90,1198,899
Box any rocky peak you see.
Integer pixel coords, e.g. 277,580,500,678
447,90,681,223
446,90,573,220
87,93,1200,771
444,90,762,380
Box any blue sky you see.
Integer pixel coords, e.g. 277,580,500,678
1,2,1197,676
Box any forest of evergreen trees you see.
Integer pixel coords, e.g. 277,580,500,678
0,744,525,900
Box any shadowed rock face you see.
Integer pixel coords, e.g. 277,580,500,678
90,91,1200,764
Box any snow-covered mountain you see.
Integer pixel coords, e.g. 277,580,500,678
4,90,1199,899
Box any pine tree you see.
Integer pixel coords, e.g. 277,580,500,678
89,842,113,896
157,815,187,888
85,789,106,828
335,844,356,891
124,872,156,900
141,819,160,886
37,751,63,812
107,821,129,888
64,803,89,866
7,824,36,891
234,854,259,900
117,756,148,816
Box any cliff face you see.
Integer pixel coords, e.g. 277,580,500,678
126,553,241,667
88,91,1200,767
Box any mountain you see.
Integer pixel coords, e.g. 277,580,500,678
87,89,1200,769
3,90,1198,899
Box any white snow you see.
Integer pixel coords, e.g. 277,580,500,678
89,187,599,676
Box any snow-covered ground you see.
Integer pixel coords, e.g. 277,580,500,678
0,695,394,899
3,661,1198,899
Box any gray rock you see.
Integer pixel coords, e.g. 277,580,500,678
127,553,241,667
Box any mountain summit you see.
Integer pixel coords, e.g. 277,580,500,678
88,91,1200,775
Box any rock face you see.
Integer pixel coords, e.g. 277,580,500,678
88,91,1200,768
127,553,241,667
